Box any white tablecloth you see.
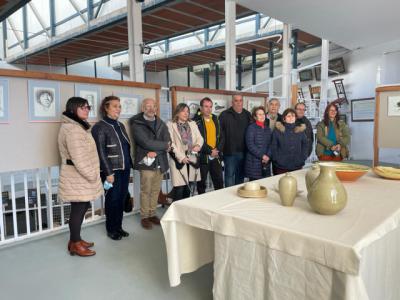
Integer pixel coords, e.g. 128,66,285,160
161,170,400,299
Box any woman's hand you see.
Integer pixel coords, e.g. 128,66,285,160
181,157,190,164
147,151,157,158
106,175,114,183
262,155,270,163
192,145,201,153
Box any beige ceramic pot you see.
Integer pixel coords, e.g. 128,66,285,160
279,173,297,206
305,163,320,192
307,163,347,215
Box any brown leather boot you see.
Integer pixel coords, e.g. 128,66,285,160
148,216,161,225
67,240,94,251
141,218,153,230
69,241,96,257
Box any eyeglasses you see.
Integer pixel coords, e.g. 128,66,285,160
80,105,92,111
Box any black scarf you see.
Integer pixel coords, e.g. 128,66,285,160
62,111,90,130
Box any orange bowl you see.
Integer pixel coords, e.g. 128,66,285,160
333,163,370,181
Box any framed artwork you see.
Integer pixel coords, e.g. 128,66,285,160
299,69,313,82
75,84,101,120
0,78,9,123
247,99,263,113
314,57,346,81
28,80,60,122
184,99,201,119
388,96,400,116
212,99,228,116
118,93,142,118
339,114,347,124
351,98,375,122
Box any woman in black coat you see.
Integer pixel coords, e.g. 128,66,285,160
244,106,273,181
271,108,308,175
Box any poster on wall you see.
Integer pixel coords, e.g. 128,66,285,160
75,84,101,120
28,80,60,122
247,99,263,113
388,96,400,116
212,99,228,116
118,93,142,118
0,78,9,123
184,99,201,119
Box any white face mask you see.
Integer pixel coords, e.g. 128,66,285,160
142,156,155,166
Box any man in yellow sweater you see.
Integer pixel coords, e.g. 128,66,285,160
193,97,223,194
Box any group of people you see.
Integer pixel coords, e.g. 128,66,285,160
57,93,350,257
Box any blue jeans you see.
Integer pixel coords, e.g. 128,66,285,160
224,153,245,187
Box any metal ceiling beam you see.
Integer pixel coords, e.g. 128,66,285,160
185,0,225,17
68,0,87,23
7,18,24,50
164,7,214,23
28,2,51,38
0,0,31,23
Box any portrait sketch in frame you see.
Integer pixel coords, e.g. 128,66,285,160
0,78,9,123
212,99,228,116
118,93,142,118
28,80,60,122
75,84,101,120
247,98,263,114
184,99,201,119
388,96,400,117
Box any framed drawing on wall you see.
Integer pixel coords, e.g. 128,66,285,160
28,80,60,122
75,84,101,120
247,99,263,113
0,78,9,123
118,93,142,118
184,99,201,119
212,99,228,116
387,96,400,116
351,98,375,122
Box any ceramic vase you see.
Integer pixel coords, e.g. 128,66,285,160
305,163,320,192
307,163,347,215
279,173,297,206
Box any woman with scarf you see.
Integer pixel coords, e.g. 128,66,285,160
167,103,204,201
316,103,350,161
58,97,103,256
244,106,273,181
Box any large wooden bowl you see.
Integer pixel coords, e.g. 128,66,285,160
333,163,370,181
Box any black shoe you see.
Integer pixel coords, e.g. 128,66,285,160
117,228,129,237
107,231,122,240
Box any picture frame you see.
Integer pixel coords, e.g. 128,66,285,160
0,78,9,123
184,99,201,119
117,93,142,118
339,114,347,124
212,99,228,116
75,84,101,120
387,96,400,116
28,80,60,122
351,98,375,122
314,57,346,81
247,98,263,113
299,69,313,82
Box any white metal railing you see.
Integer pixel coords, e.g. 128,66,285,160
0,166,106,247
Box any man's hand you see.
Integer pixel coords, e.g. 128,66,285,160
106,175,114,183
211,148,219,157
147,151,157,158
262,155,270,163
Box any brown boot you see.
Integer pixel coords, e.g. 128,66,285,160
141,218,153,230
67,240,94,251
69,241,96,257
148,216,161,225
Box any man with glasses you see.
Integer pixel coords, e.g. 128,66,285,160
295,102,314,158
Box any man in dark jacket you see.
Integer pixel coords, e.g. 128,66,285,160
129,98,170,230
266,98,283,130
193,97,223,194
295,102,314,158
219,94,252,187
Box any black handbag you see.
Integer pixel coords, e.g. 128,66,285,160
169,148,185,170
124,191,133,213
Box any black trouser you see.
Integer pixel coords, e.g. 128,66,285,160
69,202,90,242
172,185,191,201
197,159,224,194
101,168,130,234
